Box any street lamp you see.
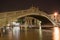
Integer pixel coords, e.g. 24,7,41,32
54,12,58,22
54,12,58,16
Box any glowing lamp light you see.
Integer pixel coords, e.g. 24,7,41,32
7,23,10,26
54,12,58,16
12,22,16,25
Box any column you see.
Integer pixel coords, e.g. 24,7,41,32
24,17,28,30
34,19,37,27
30,17,32,26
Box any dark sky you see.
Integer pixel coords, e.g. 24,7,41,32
0,0,60,14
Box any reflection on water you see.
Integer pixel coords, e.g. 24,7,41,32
0,27,60,40
8,30,13,40
39,26,42,40
53,27,60,40
13,27,20,40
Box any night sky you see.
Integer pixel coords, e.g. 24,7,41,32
0,0,60,14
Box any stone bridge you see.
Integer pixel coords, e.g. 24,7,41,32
0,7,58,27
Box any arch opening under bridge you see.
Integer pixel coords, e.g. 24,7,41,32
16,12,57,26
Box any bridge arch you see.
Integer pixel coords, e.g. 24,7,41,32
16,12,57,26
0,7,57,26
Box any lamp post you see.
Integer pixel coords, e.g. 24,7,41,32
54,12,58,23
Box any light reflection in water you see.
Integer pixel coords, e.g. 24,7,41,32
13,27,20,40
25,27,27,37
53,27,60,40
39,26,42,40
38,21,42,40
24,29,28,40
8,30,13,40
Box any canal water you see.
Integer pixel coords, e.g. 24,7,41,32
0,27,60,40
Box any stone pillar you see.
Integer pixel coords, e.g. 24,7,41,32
36,19,39,27
25,21,28,30
30,17,32,26
24,17,28,30
28,17,30,26
27,17,32,27
39,21,41,29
